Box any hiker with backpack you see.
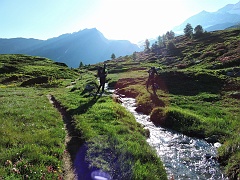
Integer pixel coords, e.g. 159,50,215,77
96,64,107,94
146,67,158,93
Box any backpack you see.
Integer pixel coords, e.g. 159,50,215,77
98,67,106,78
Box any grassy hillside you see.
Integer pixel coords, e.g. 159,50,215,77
98,28,239,179
0,54,77,87
0,54,167,179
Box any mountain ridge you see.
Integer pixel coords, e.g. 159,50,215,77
0,28,140,67
172,1,240,34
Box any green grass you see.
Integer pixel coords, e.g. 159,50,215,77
52,73,167,179
0,54,78,87
0,54,168,179
0,87,65,179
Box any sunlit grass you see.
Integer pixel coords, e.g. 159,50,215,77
53,75,167,179
0,87,65,179
103,42,240,177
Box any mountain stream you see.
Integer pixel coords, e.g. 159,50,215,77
120,97,227,180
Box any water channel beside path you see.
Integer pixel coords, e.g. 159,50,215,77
120,97,227,180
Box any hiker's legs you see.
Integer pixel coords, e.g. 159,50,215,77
151,79,156,93
100,78,105,93
97,84,102,93
101,83,105,92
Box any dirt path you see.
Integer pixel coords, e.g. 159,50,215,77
47,94,83,180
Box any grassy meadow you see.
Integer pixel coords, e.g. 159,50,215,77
0,87,65,179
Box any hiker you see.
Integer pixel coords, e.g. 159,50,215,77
97,64,107,94
146,67,158,93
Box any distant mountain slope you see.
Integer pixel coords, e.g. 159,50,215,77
173,1,240,33
0,38,43,54
205,22,239,32
0,28,140,67
217,1,240,15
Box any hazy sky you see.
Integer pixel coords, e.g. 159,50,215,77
1,0,239,43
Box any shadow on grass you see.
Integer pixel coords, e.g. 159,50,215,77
68,94,101,116
48,93,110,179
48,95,103,179
47,95,83,170
160,71,224,96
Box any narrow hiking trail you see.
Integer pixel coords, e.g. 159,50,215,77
47,93,105,180
47,94,79,180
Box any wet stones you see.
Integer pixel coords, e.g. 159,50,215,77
112,94,123,103
214,142,222,148
143,127,150,138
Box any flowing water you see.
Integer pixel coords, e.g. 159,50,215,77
121,97,227,180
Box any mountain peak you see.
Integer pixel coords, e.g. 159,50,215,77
77,28,100,34
74,28,104,38
199,10,209,14
81,27,98,32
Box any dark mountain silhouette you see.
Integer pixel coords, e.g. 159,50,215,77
0,28,140,67
172,1,240,33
